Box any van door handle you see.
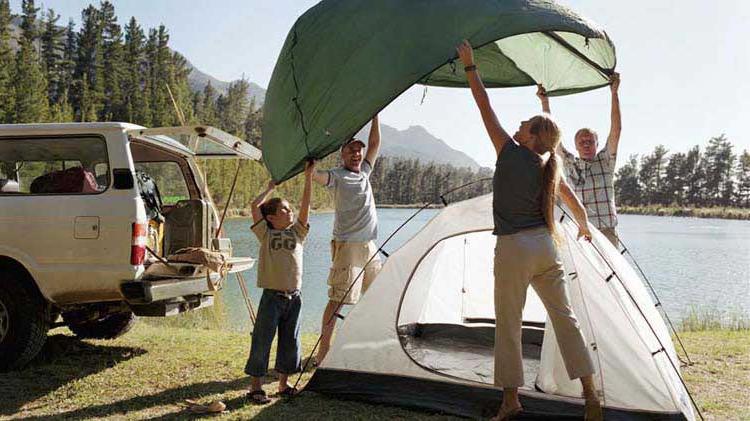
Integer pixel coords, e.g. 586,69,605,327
74,216,100,239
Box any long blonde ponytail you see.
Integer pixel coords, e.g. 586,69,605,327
541,152,561,239
530,115,562,239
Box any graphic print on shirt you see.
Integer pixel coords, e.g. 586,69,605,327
269,230,298,251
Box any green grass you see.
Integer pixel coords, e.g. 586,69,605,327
0,324,459,420
1,320,747,420
618,205,750,220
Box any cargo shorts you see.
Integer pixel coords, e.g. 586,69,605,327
327,240,382,305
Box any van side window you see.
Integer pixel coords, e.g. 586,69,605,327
134,162,190,205
0,136,109,195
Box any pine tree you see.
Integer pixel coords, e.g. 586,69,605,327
145,26,171,126
56,19,76,113
74,4,104,121
703,134,735,206
684,146,705,206
0,0,15,123
13,0,50,123
169,51,195,124
735,150,750,207
198,81,219,126
662,152,686,205
244,97,262,145
100,1,125,121
218,79,249,137
41,9,65,104
638,146,668,204
123,16,148,124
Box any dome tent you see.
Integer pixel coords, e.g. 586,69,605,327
262,0,616,182
305,194,696,420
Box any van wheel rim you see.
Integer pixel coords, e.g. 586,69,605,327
0,298,8,344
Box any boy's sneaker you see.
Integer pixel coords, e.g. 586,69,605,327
247,389,272,405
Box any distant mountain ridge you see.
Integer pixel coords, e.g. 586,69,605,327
185,61,266,106
356,123,481,170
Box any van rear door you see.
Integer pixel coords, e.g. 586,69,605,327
125,126,261,160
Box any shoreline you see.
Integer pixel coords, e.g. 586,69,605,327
618,206,750,221
224,205,750,221
224,204,443,218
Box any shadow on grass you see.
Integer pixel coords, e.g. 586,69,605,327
0,333,147,417
19,377,249,421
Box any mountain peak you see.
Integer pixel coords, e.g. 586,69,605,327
357,124,481,170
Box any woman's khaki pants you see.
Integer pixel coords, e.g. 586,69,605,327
494,227,595,388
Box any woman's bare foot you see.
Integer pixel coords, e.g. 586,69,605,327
584,397,603,421
490,404,522,420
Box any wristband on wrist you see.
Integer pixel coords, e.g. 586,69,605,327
464,64,477,72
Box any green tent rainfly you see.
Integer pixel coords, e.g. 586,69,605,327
262,0,617,181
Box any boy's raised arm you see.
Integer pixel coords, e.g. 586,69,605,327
298,161,315,227
251,180,275,223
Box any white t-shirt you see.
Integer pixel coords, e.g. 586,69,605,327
327,160,378,242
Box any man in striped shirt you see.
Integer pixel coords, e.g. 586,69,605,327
537,73,622,247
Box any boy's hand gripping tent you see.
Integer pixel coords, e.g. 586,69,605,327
262,0,616,181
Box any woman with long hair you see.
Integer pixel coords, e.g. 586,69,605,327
456,40,602,421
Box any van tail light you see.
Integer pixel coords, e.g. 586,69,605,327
131,222,147,265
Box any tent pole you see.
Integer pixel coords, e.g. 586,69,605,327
541,31,614,80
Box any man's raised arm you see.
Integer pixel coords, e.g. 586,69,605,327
537,84,569,157
364,114,380,167
606,72,622,158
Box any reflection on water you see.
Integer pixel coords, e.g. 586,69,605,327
221,210,750,333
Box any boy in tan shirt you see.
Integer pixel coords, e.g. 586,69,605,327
244,162,314,404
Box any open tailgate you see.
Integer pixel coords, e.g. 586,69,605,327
127,125,262,160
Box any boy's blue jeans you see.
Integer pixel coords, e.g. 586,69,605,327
244,289,302,377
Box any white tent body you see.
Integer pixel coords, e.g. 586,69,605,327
306,194,694,420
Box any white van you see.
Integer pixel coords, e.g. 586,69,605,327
0,123,259,370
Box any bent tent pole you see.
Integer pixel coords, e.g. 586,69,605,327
291,177,494,394
559,209,705,421
617,239,693,366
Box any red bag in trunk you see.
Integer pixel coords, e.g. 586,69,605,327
30,166,100,194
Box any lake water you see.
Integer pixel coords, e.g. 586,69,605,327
220,210,750,333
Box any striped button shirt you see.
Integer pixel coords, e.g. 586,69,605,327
562,148,618,229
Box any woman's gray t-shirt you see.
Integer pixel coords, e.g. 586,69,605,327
326,160,378,242
492,142,547,235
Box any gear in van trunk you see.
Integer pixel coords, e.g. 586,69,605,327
135,170,164,222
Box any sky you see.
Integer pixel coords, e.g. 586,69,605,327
12,0,750,168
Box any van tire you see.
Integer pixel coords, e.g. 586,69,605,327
0,274,49,372
66,311,136,340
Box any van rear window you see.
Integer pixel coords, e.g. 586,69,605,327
134,162,190,205
0,136,109,195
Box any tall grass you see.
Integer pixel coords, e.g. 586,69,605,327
678,307,750,332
